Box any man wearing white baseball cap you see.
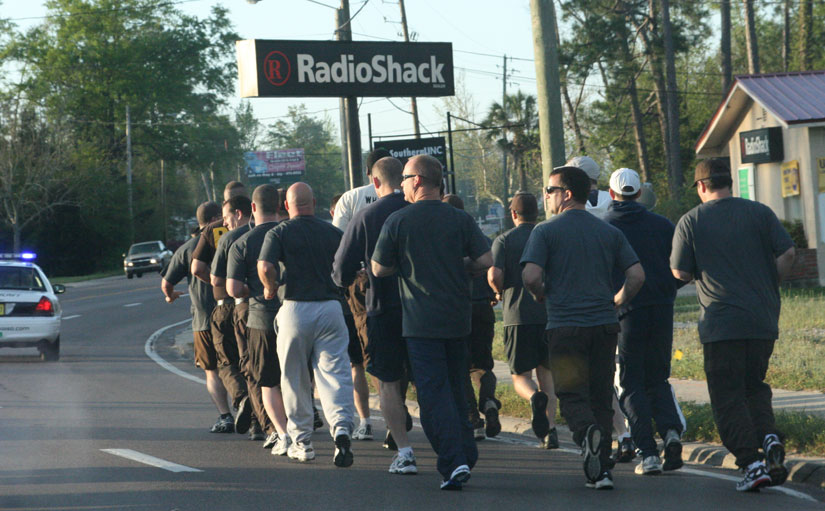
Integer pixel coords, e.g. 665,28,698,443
603,167,686,477
566,156,611,219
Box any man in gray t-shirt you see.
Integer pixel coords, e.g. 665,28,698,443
521,166,644,490
489,192,558,449
671,159,795,492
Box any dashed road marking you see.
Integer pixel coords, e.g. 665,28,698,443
63,314,81,320
101,449,202,473
124,302,141,307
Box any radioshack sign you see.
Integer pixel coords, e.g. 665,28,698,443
237,40,454,98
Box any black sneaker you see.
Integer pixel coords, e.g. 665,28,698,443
582,424,602,483
313,406,323,430
530,391,550,439
440,464,470,491
248,419,265,441
333,433,354,468
614,436,635,463
234,396,252,435
764,434,788,486
473,419,486,441
540,428,560,449
736,463,771,492
384,430,398,451
484,401,501,438
211,415,234,433
663,429,683,471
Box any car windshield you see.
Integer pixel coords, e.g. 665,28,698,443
129,242,161,255
0,267,46,291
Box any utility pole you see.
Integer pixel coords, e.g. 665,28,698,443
501,54,508,200
398,0,420,138
336,0,363,189
161,159,167,245
125,105,134,243
529,0,566,204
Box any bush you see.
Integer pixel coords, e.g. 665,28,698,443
782,219,807,248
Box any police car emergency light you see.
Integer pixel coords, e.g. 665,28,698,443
0,252,37,261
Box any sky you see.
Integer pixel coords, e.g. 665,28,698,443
3,0,546,151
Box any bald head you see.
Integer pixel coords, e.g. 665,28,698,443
223,181,247,201
252,184,279,215
407,154,443,189
286,182,315,217
373,157,403,188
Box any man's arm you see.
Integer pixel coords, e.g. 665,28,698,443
371,259,396,278
161,279,182,303
257,260,280,300
210,275,226,288
332,219,365,288
488,266,504,306
226,278,249,299
615,262,645,308
521,262,545,303
776,246,796,282
464,251,493,277
191,259,210,284
671,269,693,282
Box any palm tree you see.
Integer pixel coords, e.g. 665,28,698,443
483,91,539,195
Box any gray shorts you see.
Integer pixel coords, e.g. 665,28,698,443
504,324,549,375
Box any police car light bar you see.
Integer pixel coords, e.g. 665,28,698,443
0,252,37,260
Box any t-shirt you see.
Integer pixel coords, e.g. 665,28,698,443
226,221,280,331
332,192,408,316
162,235,215,332
585,190,612,220
520,209,639,329
192,220,227,264
671,197,794,343
491,223,547,326
372,200,491,339
211,223,251,279
332,184,379,232
259,215,344,302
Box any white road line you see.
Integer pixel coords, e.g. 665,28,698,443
62,314,81,320
144,319,205,385
101,449,202,473
124,302,142,307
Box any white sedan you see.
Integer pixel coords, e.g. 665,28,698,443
0,255,64,361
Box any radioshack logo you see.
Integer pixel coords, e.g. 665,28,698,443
264,51,291,86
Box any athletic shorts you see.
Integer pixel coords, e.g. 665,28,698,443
345,313,365,366
193,329,218,370
247,327,281,387
346,275,369,363
466,302,495,371
504,324,550,375
365,308,409,383
211,301,240,368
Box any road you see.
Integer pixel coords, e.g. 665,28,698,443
0,275,823,510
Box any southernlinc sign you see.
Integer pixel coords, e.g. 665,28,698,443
376,137,448,169
739,127,784,164
236,40,454,98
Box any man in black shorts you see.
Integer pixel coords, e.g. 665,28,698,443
489,192,558,449
333,156,417,474
226,185,289,456
161,202,233,433
372,155,492,490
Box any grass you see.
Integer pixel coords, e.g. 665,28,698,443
51,269,122,284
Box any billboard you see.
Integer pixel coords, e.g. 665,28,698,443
237,40,454,98
376,137,448,170
244,149,305,178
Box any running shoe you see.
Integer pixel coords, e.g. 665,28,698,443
234,396,252,435
736,463,771,492
586,470,614,490
262,431,278,449
582,424,602,483
663,429,684,471
353,423,373,441
249,419,265,441
388,451,418,475
764,434,788,486
287,440,315,462
530,391,550,439
540,428,560,449
313,406,323,430
333,433,354,468
270,434,290,456
614,436,635,463
474,420,486,441
210,415,234,433
634,455,663,475
484,400,501,438
383,431,398,451
440,464,471,491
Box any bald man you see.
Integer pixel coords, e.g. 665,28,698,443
258,183,356,467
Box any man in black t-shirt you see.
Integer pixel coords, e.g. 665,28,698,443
226,185,290,456
258,182,356,468
372,155,492,490
671,159,795,492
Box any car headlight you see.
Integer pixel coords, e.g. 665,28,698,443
150,258,158,264
127,262,134,267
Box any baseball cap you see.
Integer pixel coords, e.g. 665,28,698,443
609,168,641,196
692,159,730,186
565,156,600,181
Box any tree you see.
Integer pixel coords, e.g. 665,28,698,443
483,91,540,193
742,0,760,73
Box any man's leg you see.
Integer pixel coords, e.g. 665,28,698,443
275,303,315,444
212,303,247,409
618,308,658,458
547,327,595,445
311,301,356,437
234,302,273,435
194,329,233,432
205,369,230,414
591,325,619,467
744,339,777,440
250,328,288,437
344,312,371,439
536,365,558,428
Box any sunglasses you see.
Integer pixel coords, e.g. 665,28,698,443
401,174,419,181
545,185,567,194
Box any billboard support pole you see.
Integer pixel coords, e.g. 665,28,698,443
367,113,373,152
447,111,456,194
336,2,363,189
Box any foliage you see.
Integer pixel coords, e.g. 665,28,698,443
781,219,807,249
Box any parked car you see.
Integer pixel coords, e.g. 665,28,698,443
0,253,64,361
123,241,172,279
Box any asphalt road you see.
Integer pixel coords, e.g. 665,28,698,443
1,275,823,510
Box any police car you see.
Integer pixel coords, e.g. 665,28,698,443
0,253,64,361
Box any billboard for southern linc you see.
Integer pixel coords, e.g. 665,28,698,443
237,40,454,98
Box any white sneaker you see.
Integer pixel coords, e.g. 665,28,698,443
262,431,279,450
388,451,418,474
287,440,315,462
353,423,373,440
270,434,290,456
634,455,663,475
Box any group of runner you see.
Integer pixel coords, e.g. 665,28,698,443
160,150,793,493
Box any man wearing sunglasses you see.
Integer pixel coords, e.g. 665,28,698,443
521,166,645,490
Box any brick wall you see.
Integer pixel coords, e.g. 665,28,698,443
786,248,819,283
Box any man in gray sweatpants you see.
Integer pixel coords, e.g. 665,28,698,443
258,182,356,467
